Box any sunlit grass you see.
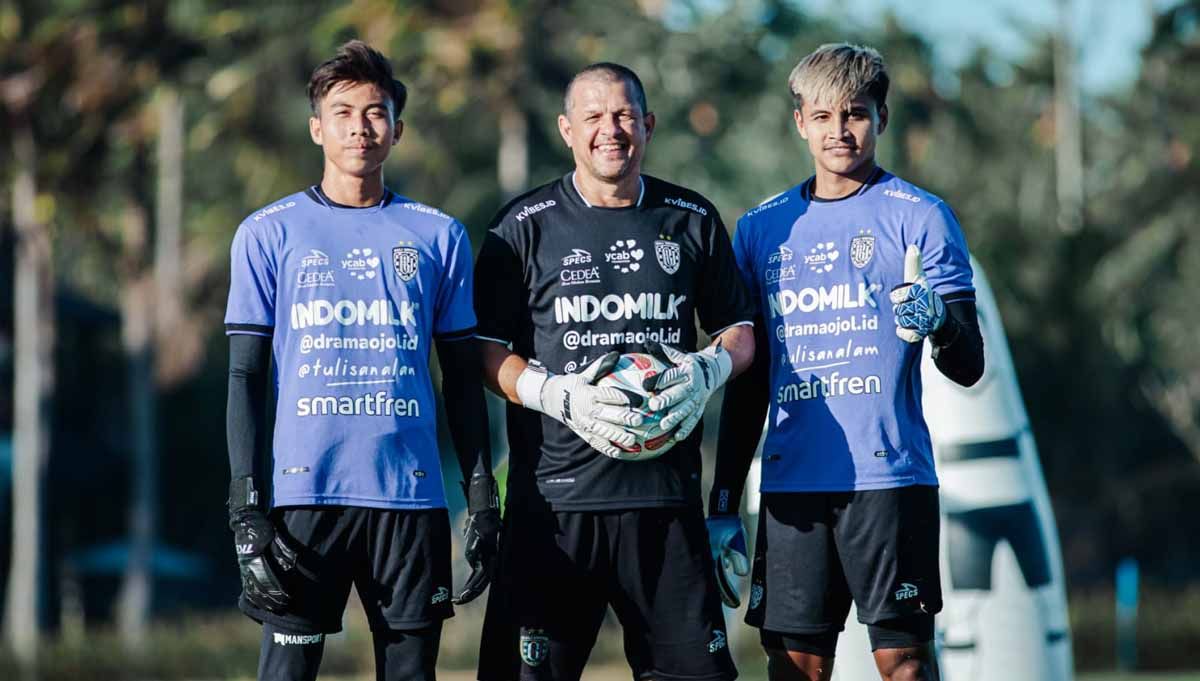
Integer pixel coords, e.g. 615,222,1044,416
5,588,1200,680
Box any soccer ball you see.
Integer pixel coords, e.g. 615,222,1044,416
596,352,681,460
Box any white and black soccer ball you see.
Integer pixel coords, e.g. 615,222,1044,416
596,352,681,460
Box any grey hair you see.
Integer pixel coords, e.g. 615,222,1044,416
788,43,889,112
563,63,648,115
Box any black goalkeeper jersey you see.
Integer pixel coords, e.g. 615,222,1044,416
475,173,754,511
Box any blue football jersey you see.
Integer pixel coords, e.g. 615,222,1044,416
733,169,973,492
224,188,477,510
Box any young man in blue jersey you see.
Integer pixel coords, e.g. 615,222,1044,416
472,64,755,681
707,44,985,681
224,40,499,681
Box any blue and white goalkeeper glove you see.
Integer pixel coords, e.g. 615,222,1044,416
889,245,946,343
706,515,749,608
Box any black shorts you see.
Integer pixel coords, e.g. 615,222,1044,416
746,486,941,636
478,507,736,681
239,506,453,634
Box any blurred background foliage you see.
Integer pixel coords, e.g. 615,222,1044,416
0,0,1198,677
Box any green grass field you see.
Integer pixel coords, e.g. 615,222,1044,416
11,601,1197,681
309,667,1200,681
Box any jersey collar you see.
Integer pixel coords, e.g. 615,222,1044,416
570,172,645,208
802,166,885,203
305,184,394,211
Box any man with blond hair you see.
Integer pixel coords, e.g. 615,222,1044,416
706,43,985,681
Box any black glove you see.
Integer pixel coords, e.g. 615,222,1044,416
453,474,501,605
228,477,296,613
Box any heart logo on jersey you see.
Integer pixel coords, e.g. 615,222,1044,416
804,242,839,274
343,247,380,281
606,239,645,274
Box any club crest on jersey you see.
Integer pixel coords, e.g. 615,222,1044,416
749,583,764,610
393,246,419,282
850,231,875,269
519,629,549,667
654,239,681,274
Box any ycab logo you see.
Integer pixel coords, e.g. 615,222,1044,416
804,242,839,274
605,239,644,274
342,247,380,281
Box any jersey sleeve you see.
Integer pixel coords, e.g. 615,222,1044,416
731,216,761,314
918,200,975,301
225,220,276,336
433,221,479,340
473,225,526,347
696,213,756,336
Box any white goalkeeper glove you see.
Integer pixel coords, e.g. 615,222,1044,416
707,514,750,608
516,352,643,459
643,341,732,444
889,245,946,343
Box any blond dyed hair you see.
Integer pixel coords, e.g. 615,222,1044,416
788,43,889,113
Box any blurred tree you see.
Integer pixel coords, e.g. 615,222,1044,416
1089,0,1200,465
1,1,62,671
2,65,54,681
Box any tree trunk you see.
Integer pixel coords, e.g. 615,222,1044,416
497,100,528,199
1053,0,1084,234
116,184,156,652
155,88,185,382
4,113,54,674
115,293,155,652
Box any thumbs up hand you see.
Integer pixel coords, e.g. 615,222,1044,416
889,245,946,343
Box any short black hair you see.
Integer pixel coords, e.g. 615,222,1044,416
564,62,648,115
307,40,407,118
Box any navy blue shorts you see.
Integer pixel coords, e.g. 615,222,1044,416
239,506,453,634
478,507,736,681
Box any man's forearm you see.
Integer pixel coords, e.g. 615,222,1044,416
437,338,494,480
709,318,769,515
481,339,528,405
227,334,271,481
712,322,756,379
931,299,985,387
